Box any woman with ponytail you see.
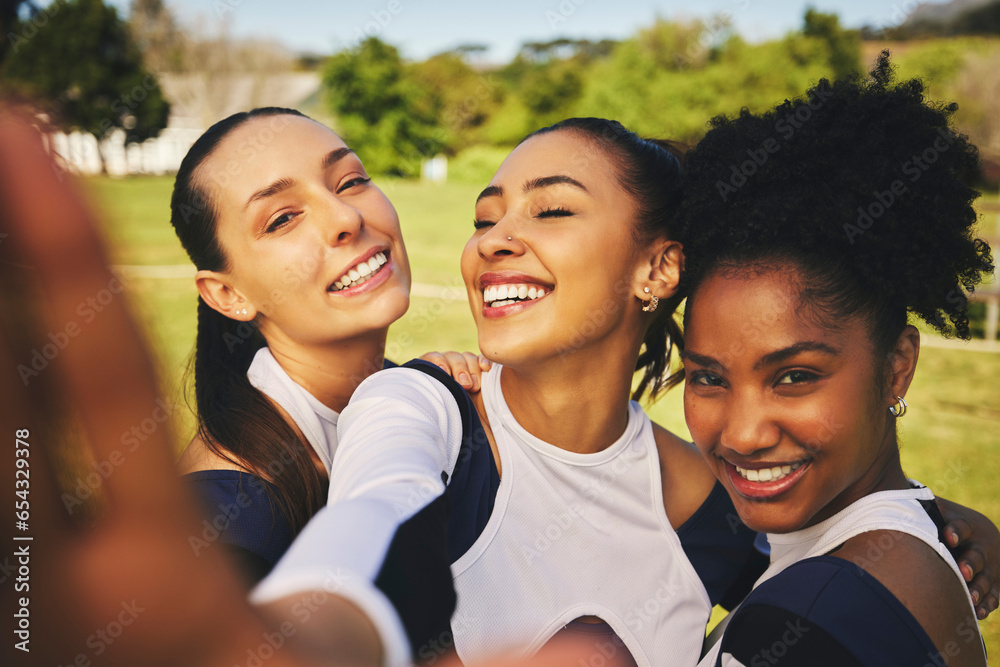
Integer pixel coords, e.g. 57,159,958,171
169,108,485,586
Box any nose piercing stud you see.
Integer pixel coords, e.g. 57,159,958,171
507,236,512,241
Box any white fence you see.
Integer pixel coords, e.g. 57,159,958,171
47,120,203,177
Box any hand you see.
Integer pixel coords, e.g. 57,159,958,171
938,495,1000,619
420,351,492,392
0,111,322,667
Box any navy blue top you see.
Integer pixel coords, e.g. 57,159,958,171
183,470,295,583
712,556,955,666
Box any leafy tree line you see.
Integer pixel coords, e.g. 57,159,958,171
324,10,866,176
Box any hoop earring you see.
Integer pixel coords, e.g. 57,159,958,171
889,396,907,418
642,295,659,313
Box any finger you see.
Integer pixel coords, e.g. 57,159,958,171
421,351,452,373
478,354,493,370
0,116,185,521
967,571,991,608
444,351,474,389
943,516,973,549
956,544,987,583
979,585,999,620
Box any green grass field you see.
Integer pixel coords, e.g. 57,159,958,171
85,174,1000,654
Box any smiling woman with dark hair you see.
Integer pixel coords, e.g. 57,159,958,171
676,54,992,666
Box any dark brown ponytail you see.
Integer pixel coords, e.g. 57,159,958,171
171,108,327,534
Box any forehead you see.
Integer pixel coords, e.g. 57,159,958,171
686,268,860,353
196,115,348,207
489,130,617,192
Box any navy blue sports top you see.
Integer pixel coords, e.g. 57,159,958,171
183,470,294,583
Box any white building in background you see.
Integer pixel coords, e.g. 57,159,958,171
49,72,323,176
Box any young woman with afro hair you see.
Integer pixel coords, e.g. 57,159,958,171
676,52,993,666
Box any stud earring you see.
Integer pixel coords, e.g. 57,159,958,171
239,308,248,316
889,396,907,418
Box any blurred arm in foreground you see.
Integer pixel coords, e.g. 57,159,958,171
0,113,613,667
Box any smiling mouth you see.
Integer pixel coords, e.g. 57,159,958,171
725,459,811,500
734,462,804,483
483,283,550,307
330,251,388,292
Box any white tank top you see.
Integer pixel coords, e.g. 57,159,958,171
451,367,712,666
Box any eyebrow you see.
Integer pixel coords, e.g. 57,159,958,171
682,341,840,373
753,341,840,370
245,148,356,209
476,185,503,204
475,174,590,205
523,175,589,195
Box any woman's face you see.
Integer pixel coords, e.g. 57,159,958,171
461,130,649,367
199,115,410,346
682,266,897,533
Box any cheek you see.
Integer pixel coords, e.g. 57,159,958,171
460,237,480,286
683,389,723,452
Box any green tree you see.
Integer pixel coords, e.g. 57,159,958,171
2,0,170,171
323,38,444,177
803,8,861,80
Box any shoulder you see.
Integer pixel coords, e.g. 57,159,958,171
176,432,246,475
830,531,983,665
721,556,938,666
651,420,717,529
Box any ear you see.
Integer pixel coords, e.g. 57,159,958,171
633,238,684,303
196,269,256,321
886,324,920,405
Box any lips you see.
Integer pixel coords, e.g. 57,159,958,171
724,459,811,500
477,272,552,316
329,249,389,292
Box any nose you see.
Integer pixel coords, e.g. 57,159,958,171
719,393,781,457
476,218,523,260
318,188,364,246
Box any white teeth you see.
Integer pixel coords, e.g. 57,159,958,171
482,283,549,306
735,463,804,483
331,252,389,291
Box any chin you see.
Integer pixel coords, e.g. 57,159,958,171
735,502,814,534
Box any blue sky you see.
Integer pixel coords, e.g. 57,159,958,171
98,0,936,62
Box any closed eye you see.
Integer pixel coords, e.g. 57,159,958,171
473,218,495,229
537,207,572,218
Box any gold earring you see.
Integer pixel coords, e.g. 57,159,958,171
889,396,907,418
642,294,658,313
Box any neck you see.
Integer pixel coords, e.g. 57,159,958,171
265,330,388,413
811,431,910,527
498,338,642,454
